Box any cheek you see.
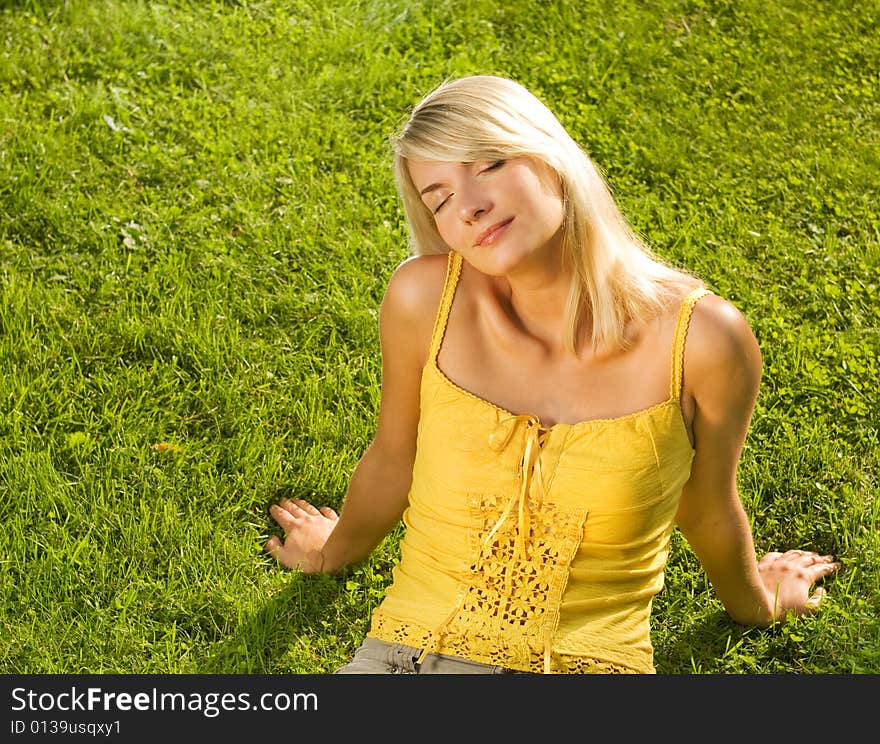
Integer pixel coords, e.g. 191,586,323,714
433,215,460,246
551,198,565,231
544,179,565,228
515,173,563,229
533,192,564,235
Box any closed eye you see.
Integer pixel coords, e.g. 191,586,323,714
431,160,505,214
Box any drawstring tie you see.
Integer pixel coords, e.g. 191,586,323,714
418,413,554,671
484,414,550,561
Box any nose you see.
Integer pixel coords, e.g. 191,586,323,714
457,182,492,223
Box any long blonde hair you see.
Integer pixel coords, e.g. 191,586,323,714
391,75,704,355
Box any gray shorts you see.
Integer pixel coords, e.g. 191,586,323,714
333,636,526,674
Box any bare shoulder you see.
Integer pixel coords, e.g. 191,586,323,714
379,252,450,366
688,293,762,367
381,253,449,325
685,292,763,401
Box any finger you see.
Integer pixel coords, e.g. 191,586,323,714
278,498,304,515
782,549,812,562
265,535,282,558
809,561,842,579
805,586,827,611
270,503,297,533
319,506,338,520
294,499,321,516
265,535,304,571
809,554,840,566
783,550,824,566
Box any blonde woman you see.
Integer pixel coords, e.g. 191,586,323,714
265,75,840,674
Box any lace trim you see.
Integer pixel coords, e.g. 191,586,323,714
427,250,462,365
669,287,713,400
369,615,639,674
377,492,594,673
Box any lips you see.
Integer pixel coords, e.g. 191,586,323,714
474,217,514,247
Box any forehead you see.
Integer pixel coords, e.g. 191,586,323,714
406,159,465,190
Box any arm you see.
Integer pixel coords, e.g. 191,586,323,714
265,255,446,574
675,296,840,625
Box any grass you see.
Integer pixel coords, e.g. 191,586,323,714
0,0,877,674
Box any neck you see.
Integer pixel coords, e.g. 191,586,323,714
493,253,585,358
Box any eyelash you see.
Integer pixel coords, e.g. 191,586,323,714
433,160,506,214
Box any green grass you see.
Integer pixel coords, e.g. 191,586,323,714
1,0,877,674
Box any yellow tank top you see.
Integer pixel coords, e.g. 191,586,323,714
368,251,712,674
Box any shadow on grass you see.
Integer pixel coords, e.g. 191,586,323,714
195,573,353,674
654,611,759,674
196,481,384,674
654,609,826,674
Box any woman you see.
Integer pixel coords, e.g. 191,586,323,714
265,75,840,674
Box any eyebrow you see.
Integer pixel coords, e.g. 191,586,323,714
419,182,443,196
416,159,497,196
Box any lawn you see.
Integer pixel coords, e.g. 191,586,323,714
1,0,877,673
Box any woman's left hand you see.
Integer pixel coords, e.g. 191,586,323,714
758,549,841,620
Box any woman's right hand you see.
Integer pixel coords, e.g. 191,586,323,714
265,498,339,573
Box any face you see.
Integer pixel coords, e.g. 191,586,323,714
407,157,565,277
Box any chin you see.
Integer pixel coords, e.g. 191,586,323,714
472,245,546,278
463,252,515,277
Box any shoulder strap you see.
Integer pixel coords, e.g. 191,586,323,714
669,286,713,401
428,251,463,364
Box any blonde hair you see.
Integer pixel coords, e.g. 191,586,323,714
391,75,705,354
